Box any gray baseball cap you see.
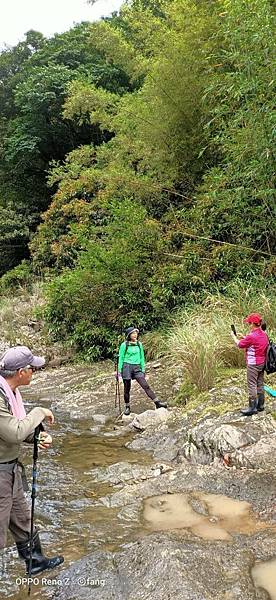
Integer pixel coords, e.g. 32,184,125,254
0,346,45,371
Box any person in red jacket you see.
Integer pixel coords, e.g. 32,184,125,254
231,313,269,416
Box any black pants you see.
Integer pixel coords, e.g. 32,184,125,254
122,363,156,404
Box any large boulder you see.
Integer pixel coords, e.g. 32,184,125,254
130,408,170,431
182,413,276,468
231,434,276,469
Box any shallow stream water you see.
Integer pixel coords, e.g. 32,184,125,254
143,492,269,540
0,393,151,599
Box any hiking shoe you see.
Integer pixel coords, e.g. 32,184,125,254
16,532,64,576
257,394,265,411
240,404,258,416
124,404,131,416
154,399,167,409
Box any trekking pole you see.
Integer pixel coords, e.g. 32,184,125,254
114,353,122,416
117,371,121,416
28,423,43,597
115,355,118,410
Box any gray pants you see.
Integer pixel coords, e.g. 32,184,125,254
0,464,31,549
247,363,265,404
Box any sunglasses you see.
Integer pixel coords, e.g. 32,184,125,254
24,365,37,372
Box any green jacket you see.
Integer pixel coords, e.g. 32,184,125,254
0,387,46,463
118,341,145,374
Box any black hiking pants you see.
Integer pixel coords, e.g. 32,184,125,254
122,363,156,405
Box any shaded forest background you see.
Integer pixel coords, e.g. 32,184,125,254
0,0,275,359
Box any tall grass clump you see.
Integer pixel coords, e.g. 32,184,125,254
166,282,276,392
168,315,222,391
142,330,168,361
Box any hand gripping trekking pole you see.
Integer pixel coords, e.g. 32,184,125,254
28,423,44,596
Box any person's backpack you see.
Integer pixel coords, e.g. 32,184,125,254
265,339,276,374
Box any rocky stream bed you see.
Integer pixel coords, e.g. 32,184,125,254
0,359,275,600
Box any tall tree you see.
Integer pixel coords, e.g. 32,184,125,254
0,22,131,274
193,0,276,257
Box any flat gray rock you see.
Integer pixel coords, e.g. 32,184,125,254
53,534,261,600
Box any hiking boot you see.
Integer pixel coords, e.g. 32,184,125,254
257,394,265,412
240,401,258,416
154,399,167,409
16,531,64,575
124,404,131,416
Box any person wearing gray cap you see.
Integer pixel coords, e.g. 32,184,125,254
0,346,64,575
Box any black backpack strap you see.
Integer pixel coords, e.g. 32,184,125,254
122,340,129,362
122,340,141,363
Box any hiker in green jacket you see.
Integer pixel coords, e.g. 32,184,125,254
117,327,167,415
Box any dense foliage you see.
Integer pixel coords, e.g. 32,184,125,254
0,23,131,275
1,0,275,357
